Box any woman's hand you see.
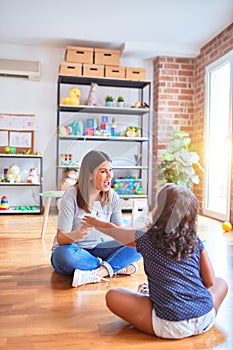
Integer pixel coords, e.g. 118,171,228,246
73,222,93,240
57,222,93,245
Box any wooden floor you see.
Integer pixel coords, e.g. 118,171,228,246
0,212,232,350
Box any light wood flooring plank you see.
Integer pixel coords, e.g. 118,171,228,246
0,213,232,349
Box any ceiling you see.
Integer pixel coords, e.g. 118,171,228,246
1,0,233,59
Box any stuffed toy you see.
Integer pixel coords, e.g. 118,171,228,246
67,120,84,136
57,167,78,210
125,126,141,138
61,87,81,105
86,82,100,106
59,125,72,136
60,168,79,191
59,121,84,136
27,168,40,184
7,163,21,183
134,101,150,109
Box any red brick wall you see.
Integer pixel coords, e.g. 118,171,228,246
152,23,233,215
152,56,195,205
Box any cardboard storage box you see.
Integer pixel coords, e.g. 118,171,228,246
59,62,82,76
65,46,94,64
105,65,125,79
94,49,120,66
126,67,146,81
83,64,104,78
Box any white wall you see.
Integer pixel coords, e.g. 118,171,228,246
0,43,65,191
0,43,153,194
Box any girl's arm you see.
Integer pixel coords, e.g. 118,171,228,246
200,248,215,288
82,216,136,247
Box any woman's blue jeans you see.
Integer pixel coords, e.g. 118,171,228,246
51,240,142,277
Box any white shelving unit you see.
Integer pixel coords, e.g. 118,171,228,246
57,75,151,208
0,154,43,214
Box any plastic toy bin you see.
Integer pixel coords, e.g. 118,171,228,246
112,178,143,195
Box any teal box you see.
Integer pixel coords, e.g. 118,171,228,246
86,118,96,128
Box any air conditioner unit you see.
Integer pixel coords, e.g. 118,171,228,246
0,58,40,80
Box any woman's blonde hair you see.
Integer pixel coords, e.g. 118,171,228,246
75,150,112,212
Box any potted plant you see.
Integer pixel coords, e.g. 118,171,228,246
156,130,204,190
117,96,124,108
105,95,114,107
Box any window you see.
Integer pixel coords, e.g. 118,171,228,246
204,51,233,221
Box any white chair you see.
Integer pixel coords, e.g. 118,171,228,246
131,199,149,229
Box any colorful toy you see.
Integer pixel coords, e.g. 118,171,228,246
27,168,40,184
59,154,79,167
61,87,81,105
60,154,73,165
222,222,232,232
86,82,100,106
111,118,118,136
3,168,8,181
4,146,16,154
99,116,110,136
68,120,83,136
7,163,21,183
59,121,84,136
125,126,141,138
85,118,97,136
0,196,10,210
133,101,150,109
21,149,41,155
14,206,37,211
59,125,72,136
113,177,143,195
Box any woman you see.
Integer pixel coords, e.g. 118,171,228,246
51,150,141,287
83,183,228,339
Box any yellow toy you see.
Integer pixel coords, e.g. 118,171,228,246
222,221,232,232
125,126,141,138
7,163,21,183
61,87,81,105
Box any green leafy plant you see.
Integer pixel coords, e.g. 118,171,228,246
117,96,124,102
156,130,204,190
105,95,114,102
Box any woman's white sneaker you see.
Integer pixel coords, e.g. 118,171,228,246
72,269,107,287
117,263,138,275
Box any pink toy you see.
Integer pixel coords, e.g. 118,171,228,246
27,168,40,184
85,82,100,106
